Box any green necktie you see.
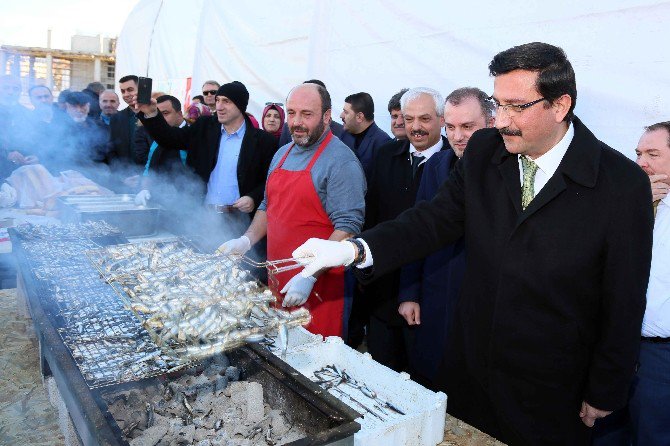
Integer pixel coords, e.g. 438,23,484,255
521,155,539,210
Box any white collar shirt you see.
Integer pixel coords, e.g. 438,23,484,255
409,138,443,167
518,123,574,194
642,196,670,337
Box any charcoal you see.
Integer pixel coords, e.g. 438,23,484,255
214,376,228,393
129,424,169,446
225,366,240,381
211,353,230,368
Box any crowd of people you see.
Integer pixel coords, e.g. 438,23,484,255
1,40,669,445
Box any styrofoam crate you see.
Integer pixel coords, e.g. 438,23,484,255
280,336,447,446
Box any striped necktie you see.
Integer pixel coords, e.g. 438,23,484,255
521,155,539,210
653,199,660,218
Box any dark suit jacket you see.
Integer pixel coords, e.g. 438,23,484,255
398,149,465,387
340,121,391,178
108,107,139,165
357,117,653,444
364,136,448,325
139,113,278,209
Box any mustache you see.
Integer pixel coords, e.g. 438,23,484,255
410,130,428,136
393,123,405,128
290,126,308,133
499,127,522,137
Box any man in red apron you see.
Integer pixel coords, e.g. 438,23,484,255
219,83,366,337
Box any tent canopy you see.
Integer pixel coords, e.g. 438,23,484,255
116,0,670,157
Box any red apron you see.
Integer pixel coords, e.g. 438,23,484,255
266,131,344,337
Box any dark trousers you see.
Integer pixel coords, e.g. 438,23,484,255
366,314,414,372
629,341,670,445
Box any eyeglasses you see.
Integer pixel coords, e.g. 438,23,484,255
203,90,218,96
265,102,284,107
489,96,546,116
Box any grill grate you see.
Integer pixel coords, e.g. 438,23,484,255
15,223,179,388
86,240,311,362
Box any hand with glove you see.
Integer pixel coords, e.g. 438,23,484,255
292,238,356,277
134,189,151,206
0,183,18,208
217,235,251,256
280,273,317,307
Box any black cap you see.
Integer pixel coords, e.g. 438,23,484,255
65,91,89,106
216,81,249,113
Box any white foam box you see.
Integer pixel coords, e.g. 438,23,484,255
274,334,447,446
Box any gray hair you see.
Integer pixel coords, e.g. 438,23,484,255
400,87,444,117
446,87,494,120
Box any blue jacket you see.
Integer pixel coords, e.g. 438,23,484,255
339,122,391,179
398,148,465,386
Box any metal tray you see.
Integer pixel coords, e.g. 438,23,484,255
57,194,161,237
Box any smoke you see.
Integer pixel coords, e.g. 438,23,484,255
0,100,251,258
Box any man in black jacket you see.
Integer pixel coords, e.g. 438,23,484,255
109,75,141,166
362,87,448,371
135,81,278,245
291,42,654,445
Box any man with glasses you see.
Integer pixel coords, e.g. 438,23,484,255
201,80,220,113
290,42,654,445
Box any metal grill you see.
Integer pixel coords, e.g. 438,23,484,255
15,223,178,388
86,240,311,362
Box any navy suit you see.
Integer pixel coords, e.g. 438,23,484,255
398,149,465,388
339,122,391,178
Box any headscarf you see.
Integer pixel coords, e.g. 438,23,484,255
185,102,212,124
261,103,286,138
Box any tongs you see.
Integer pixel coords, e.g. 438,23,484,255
239,255,313,274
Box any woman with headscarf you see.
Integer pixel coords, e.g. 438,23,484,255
261,102,285,142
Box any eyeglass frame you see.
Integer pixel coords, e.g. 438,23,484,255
202,90,218,96
489,96,546,116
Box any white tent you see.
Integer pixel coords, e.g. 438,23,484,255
116,0,670,158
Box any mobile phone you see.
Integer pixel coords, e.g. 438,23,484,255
137,77,153,104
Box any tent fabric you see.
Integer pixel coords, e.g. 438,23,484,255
116,0,670,158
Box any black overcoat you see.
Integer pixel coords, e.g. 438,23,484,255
139,113,278,209
357,117,654,445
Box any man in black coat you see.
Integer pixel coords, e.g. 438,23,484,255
135,81,277,248
363,87,448,371
292,42,654,445
108,75,141,166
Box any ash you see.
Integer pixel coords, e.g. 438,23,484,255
105,355,306,446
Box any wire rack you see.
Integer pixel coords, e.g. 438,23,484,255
86,239,311,362
15,224,180,389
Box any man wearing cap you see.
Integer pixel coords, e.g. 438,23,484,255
135,81,278,240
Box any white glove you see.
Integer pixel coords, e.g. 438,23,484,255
217,235,251,256
134,189,151,206
292,238,356,278
280,273,317,307
0,183,17,208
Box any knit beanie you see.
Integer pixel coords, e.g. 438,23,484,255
216,81,249,113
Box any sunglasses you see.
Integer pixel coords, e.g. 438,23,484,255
265,102,284,106
203,90,218,96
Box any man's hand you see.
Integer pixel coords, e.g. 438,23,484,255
217,235,251,256
579,401,612,427
233,196,255,213
0,183,17,208
280,273,317,307
128,95,158,117
292,238,356,277
398,302,421,325
135,189,151,206
650,174,669,202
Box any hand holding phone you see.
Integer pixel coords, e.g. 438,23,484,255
137,77,153,104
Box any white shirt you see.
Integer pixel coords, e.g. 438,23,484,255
518,123,574,194
641,196,670,337
409,138,444,167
